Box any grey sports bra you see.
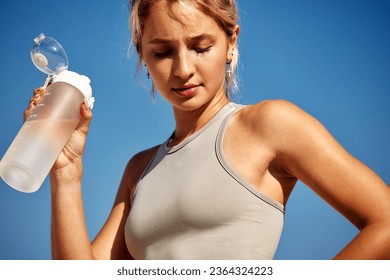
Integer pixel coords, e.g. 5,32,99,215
125,103,284,259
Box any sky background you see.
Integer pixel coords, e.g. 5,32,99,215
0,0,389,260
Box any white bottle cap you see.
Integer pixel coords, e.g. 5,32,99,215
51,70,95,109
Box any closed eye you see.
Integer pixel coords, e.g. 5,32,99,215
194,46,212,54
153,45,212,58
154,50,173,58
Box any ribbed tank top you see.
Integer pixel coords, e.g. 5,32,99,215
125,103,284,259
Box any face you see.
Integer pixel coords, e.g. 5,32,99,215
141,1,238,112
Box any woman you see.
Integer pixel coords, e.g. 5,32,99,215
27,0,390,259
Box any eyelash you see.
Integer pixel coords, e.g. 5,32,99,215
194,46,212,55
154,50,172,58
154,46,212,58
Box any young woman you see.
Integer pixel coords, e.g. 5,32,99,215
27,0,390,260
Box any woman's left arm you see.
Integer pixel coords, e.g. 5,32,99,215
259,100,390,259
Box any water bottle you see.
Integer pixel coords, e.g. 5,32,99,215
0,34,94,193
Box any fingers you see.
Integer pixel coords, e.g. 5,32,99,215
32,87,45,98
75,100,93,135
24,88,45,122
24,88,93,136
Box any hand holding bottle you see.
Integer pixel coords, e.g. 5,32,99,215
0,34,94,193
24,87,93,187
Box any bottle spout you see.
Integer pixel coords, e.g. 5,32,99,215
33,33,46,44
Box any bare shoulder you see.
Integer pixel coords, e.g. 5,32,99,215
235,99,334,170
237,99,319,139
240,99,310,124
124,145,159,179
119,145,160,197
127,146,160,172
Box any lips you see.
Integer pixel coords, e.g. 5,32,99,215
172,84,199,97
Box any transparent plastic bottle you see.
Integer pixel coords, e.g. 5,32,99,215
0,34,94,193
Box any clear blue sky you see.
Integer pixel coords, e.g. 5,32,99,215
0,0,389,260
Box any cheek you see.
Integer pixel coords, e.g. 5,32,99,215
200,55,227,85
151,61,173,89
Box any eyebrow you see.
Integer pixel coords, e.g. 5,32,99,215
148,33,216,45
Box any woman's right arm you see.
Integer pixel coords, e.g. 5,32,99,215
46,87,96,259
26,87,96,259
27,88,153,259
50,157,134,260
50,145,155,260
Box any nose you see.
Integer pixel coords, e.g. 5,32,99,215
173,50,195,80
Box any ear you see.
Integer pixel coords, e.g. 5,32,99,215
227,25,240,62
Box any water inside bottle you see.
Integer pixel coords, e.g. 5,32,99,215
0,118,79,192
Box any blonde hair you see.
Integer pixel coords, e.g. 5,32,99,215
129,0,240,98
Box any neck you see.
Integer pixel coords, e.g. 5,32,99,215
169,95,230,146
